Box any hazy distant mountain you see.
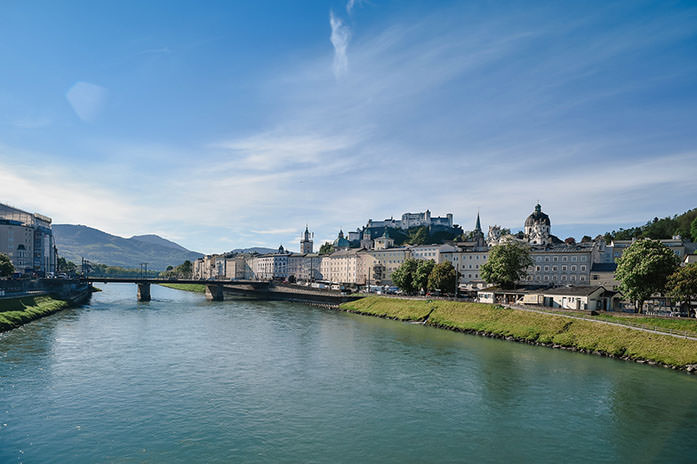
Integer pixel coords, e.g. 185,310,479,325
130,234,192,253
53,224,203,270
228,247,278,255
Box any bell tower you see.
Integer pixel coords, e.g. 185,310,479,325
300,225,314,254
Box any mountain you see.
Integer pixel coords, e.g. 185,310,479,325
53,224,204,270
130,234,192,252
229,247,277,254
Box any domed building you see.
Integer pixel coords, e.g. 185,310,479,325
333,230,350,250
524,204,551,246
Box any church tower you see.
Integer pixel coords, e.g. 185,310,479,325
300,225,314,254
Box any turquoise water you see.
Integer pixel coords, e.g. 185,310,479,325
1,284,696,463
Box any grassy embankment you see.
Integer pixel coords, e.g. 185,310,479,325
0,296,70,332
340,297,697,369
545,309,697,337
159,283,207,293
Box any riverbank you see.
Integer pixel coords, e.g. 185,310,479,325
0,295,71,332
159,283,207,293
339,297,697,373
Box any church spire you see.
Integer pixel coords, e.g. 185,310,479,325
475,211,482,233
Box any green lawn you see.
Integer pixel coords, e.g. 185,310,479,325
539,308,697,337
159,283,207,293
0,296,70,332
340,296,434,321
341,297,697,368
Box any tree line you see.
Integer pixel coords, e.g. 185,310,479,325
390,259,457,295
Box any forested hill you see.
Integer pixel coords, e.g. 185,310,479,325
604,208,697,242
53,224,203,270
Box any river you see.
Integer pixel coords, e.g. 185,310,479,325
1,284,696,463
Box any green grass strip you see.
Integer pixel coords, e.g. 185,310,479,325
0,296,70,332
159,283,207,293
341,297,697,367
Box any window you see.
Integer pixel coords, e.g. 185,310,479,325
536,266,541,271
580,265,586,271
544,275,549,281
580,275,586,281
562,256,568,262
544,265,549,271
571,265,577,271
553,256,558,262
562,265,567,271
572,256,577,262
545,257,550,262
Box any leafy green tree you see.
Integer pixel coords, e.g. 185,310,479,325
57,256,79,275
319,242,334,255
391,258,419,294
427,261,457,293
0,253,14,278
480,242,532,289
413,259,435,294
615,239,680,313
667,264,697,309
691,217,697,242
407,227,429,245
180,260,193,277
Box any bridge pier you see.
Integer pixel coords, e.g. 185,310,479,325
205,284,224,301
137,283,151,302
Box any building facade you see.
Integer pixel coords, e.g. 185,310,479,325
0,203,57,276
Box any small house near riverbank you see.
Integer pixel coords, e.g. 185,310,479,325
523,286,620,311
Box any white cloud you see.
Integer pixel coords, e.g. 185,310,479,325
65,81,108,122
329,11,350,78
252,228,298,235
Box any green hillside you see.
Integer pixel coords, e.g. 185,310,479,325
604,208,697,242
53,224,203,270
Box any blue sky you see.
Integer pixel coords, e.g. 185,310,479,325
1,0,696,254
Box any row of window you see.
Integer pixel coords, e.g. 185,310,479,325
532,265,587,272
527,275,587,282
534,255,587,263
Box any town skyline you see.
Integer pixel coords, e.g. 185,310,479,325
1,1,696,254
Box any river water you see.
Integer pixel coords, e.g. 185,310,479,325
1,284,696,463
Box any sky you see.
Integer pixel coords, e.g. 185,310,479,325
1,0,696,254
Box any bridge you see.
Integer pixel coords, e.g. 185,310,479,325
81,277,269,302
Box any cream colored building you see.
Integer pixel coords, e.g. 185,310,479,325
0,203,56,276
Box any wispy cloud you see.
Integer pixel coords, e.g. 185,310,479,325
329,11,350,78
252,228,298,235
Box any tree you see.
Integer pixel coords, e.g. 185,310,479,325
428,261,457,294
407,227,429,245
691,217,697,242
391,258,419,294
57,256,79,275
319,242,334,255
581,235,592,243
180,260,193,278
480,242,532,289
0,253,14,278
413,259,435,294
667,264,697,311
615,239,679,313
